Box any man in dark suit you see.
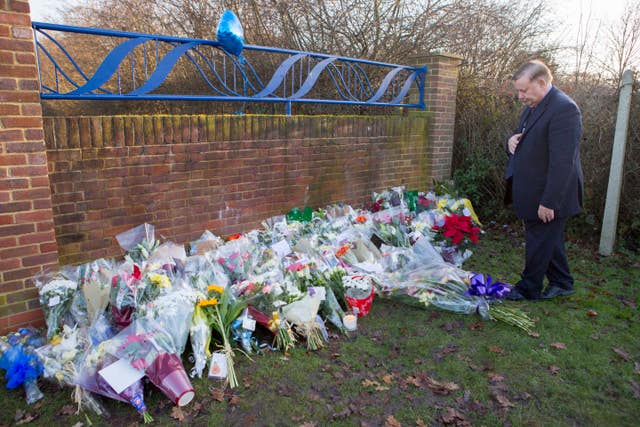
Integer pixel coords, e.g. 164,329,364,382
504,60,584,301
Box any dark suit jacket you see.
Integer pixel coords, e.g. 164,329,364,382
505,86,584,220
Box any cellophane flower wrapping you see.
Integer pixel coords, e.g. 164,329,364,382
138,277,197,355
107,318,194,406
75,344,152,422
189,304,212,378
184,253,230,294
215,235,260,283
34,271,78,340
78,259,114,327
281,290,325,350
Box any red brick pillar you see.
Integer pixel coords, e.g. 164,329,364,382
414,53,463,181
0,1,59,334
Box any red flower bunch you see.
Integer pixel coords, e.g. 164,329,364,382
432,214,480,247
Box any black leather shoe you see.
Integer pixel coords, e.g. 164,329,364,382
541,286,575,299
505,288,527,301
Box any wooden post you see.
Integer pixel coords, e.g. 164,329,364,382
599,69,634,256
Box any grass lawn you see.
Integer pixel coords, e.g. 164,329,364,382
1,225,639,426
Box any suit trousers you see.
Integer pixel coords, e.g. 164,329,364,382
517,217,574,299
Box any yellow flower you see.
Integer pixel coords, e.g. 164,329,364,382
198,298,219,307
50,335,62,345
462,198,482,226
268,311,281,331
437,198,448,210
149,273,171,288
207,284,225,294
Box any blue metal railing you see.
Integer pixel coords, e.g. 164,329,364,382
32,22,426,114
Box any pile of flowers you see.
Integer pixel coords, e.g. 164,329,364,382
0,185,533,420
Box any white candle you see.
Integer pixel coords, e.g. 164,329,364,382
343,314,357,331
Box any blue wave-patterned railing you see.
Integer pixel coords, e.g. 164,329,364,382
32,22,426,114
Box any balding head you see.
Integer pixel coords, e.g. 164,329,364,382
512,60,553,84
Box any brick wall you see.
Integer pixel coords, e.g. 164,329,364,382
0,0,59,334
44,114,432,265
416,53,463,180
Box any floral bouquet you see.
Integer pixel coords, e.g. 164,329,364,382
215,235,260,283
36,325,110,416
199,285,248,388
110,263,143,329
371,186,406,212
373,220,411,248
77,258,114,326
116,223,161,264
0,328,45,404
108,318,195,406
342,275,376,317
75,344,152,422
139,279,197,355
430,212,480,266
377,266,534,332
281,289,326,350
188,303,212,378
34,272,78,340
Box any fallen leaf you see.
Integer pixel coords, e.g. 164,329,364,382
375,385,390,391
469,322,483,330
549,365,561,375
416,419,427,427
613,348,631,361
488,346,504,354
528,331,541,338
426,377,460,395
405,376,422,387
441,407,470,426
70,423,83,427
15,413,38,426
493,392,515,408
591,334,601,340
631,380,640,399
381,374,394,384
299,422,317,427
333,407,353,419
210,388,225,402
586,309,598,318
229,395,242,405
332,353,341,358
58,405,76,416
384,415,402,427
14,409,25,422
488,372,504,382
550,342,566,350
362,379,380,388
170,406,185,422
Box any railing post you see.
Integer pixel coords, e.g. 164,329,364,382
599,69,635,256
411,52,463,182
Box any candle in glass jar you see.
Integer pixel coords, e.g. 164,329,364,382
343,314,357,331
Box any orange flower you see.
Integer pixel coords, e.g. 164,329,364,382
355,215,367,223
227,233,242,241
198,298,218,307
335,244,350,257
207,284,225,294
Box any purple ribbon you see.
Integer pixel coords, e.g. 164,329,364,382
466,273,511,299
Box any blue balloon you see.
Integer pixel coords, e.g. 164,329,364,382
217,10,245,57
